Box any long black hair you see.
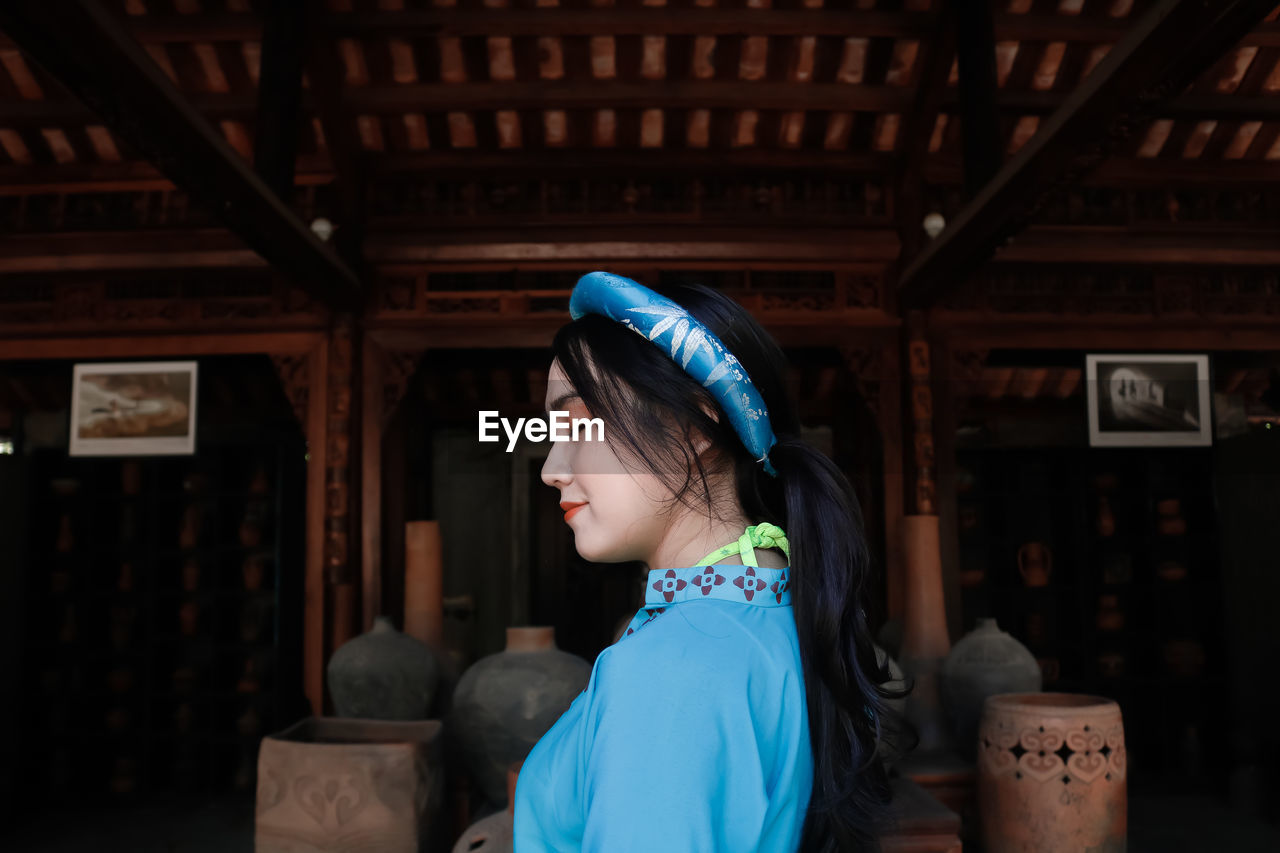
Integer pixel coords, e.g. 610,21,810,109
551,279,909,852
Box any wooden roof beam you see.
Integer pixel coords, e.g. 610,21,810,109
896,0,1279,311
967,90,1280,122
0,0,362,311
3,11,1280,46
347,81,910,114
12,86,1280,130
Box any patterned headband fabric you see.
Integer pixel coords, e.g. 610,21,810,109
568,270,779,477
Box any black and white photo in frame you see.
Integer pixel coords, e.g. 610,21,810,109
1085,354,1212,447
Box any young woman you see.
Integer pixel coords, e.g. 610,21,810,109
513,271,903,852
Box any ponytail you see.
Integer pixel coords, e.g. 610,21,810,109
766,435,908,853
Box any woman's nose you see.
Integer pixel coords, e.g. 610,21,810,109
541,438,572,489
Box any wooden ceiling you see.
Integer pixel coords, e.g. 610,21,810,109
2,1,1280,189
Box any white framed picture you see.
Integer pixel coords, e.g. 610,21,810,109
69,361,198,456
1085,354,1212,447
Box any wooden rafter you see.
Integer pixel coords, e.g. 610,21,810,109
0,0,362,310
347,81,910,114
4,11,1279,47
896,0,1280,310
11,87,1280,134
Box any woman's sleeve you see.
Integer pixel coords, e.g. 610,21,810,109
578,640,771,853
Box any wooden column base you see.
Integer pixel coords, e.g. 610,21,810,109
898,750,978,849
883,774,964,853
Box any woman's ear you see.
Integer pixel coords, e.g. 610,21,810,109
691,401,720,458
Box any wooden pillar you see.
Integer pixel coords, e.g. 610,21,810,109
272,341,329,717
899,310,953,753
840,342,904,624
360,336,427,633
326,317,359,658
273,320,362,716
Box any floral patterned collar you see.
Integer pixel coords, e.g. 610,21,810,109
623,564,791,639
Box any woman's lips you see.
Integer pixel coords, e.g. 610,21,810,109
560,501,587,521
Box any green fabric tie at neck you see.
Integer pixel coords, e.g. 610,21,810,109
695,522,790,568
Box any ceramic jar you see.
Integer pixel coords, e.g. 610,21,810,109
1096,496,1116,537
1017,541,1053,588
977,693,1126,853
1163,639,1206,678
178,504,202,549
449,626,591,807
1097,652,1125,679
941,618,1042,760
1096,595,1124,632
327,615,439,720
451,763,521,853
1156,498,1186,536
121,461,142,495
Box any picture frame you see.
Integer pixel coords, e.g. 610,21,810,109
68,360,199,456
1085,354,1212,447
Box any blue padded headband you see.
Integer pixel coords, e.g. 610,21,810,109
568,271,779,477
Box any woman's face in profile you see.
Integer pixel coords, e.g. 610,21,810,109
540,358,673,565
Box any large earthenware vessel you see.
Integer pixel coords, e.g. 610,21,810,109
942,618,1042,760
449,626,591,806
977,693,1126,853
328,615,439,720
255,717,446,853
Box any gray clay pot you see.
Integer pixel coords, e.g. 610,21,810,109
941,617,1042,759
327,615,438,720
449,627,591,807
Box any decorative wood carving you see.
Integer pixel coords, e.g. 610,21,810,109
905,315,936,516
325,319,355,587
838,344,886,421
0,271,325,336
940,268,1280,317
948,348,991,407
270,354,309,428
366,176,892,224
382,348,426,430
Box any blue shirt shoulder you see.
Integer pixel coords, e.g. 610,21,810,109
514,597,812,853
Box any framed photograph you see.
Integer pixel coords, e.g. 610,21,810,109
69,361,198,456
1085,354,1212,447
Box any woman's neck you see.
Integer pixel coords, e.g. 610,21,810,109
644,509,787,572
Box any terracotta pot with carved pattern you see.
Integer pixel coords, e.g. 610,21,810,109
255,717,446,853
977,693,1126,853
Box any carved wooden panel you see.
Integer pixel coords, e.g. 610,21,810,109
270,354,309,428
325,320,354,587
940,268,1280,317
0,273,325,335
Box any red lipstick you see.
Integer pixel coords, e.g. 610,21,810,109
560,500,587,521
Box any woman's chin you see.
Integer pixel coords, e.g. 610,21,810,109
573,537,623,565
